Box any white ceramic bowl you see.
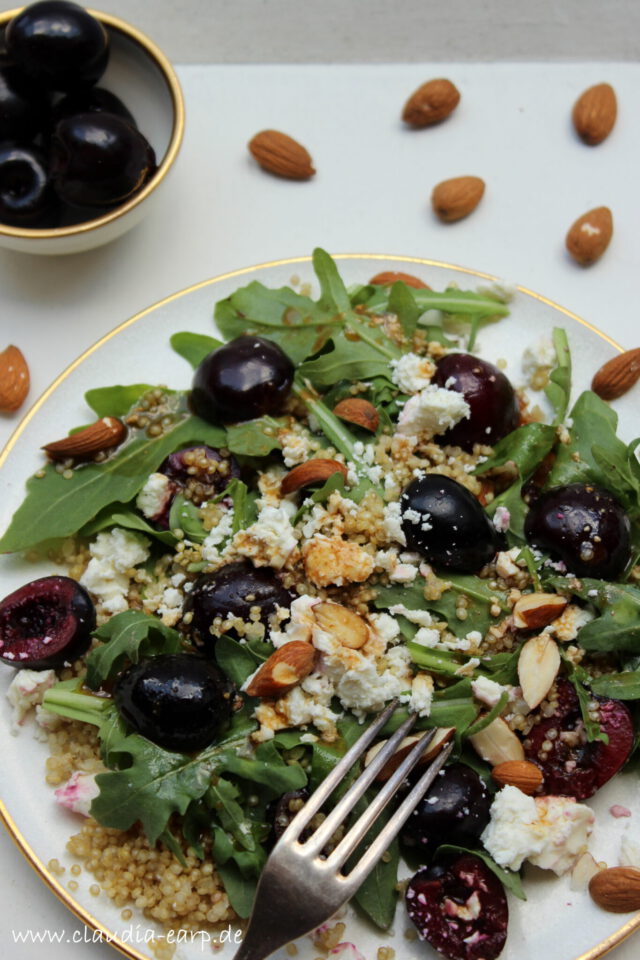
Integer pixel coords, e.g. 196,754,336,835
0,6,185,255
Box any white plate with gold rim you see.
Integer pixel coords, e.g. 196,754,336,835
1,254,639,960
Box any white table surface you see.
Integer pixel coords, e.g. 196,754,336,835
1,58,640,960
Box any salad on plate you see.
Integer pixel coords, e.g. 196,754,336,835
1,249,640,960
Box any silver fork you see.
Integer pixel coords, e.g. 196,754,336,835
232,700,454,960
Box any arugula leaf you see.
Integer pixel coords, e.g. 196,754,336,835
214,858,258,918
86,610,183,690
298,330,394,387
85,384,154,418
215,634,263,686
312,247,352,315
590,671,640,700
387,281,420,339
545,576,640,655
207,777,257,852
79,504,177,546
170,331,222,368
545,327,571,425
168,493,207,543
438,844,526,900
225,416,285,457
561,654,608,743
352,811,400,930
0,411,227,553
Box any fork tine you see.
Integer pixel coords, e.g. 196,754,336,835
341,740,454,896
302,716,430,857
278,698,401,843
321,725,441,868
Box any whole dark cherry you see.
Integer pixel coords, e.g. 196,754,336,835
402,763,492,860
0,63,50,141
0,143,59,226
191,335,295,424
5,1,109,92
523,678,634,800
524,482,631,579
432,353,520,451
0,575,95,669
400,474,500,572
50,112,156,207
406,852,509,960
50,88,137,130
183,561,296,653
113,653,235,753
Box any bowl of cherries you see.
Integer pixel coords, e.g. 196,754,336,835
0,1,184,254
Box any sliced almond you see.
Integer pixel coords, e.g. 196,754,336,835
244,641,316,698
431,176,485,223
513,593,568,630
402,78,461,128
248,130,315,180
280,458,349,495
469,716,525,766
566,206,613,265
491,760,543,795
589,866,640,913
369,270,430,290
0,344,30,413
592,349,640,401
42,417,127,460
364,727,455,781
518,634,560,709
313,601,369,649
571,852,605,892
332,397,379,433
572,82,617,145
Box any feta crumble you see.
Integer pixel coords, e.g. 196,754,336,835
135,472,172,519
7,669,57,726
396,385,470,439
390,352,436,393
80,528,150,615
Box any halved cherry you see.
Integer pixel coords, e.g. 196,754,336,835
0,575,95,669
406,852,508,960
523,678,634,800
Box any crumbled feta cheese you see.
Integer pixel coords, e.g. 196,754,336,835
135,472,172,519
492,505,511,533
405,672,434,717
412,627,442,648
269,595,320,647
54,771,100,817
382,501,406,546
279,426,311,467
390,352,436,393
80,528,150,614
303,535,374,587
495,547,522,579
481,785,594,875
368,612,401,645
471,675,507,708
546,604,594,642
522,337,556,380
201,506,235,563
455,657,480,676
388,604,433,627
234,505,299,569
7,669,56,725
396,385,470,439
157,586,184,627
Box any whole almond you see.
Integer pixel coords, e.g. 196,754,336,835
431,176,485,223
43,417,127,460
573,83,617,145
589,866,640,913
592,348,640,401
244,641,316,698
491,760,543,795
566,206,613,265
513,593,569,630
280,458,348,495
518,634,561,709
0,345,30,413
369,270,430,290
402,78,460,128
332,397,379,433
248,130,315,180
313,601,369,649
469,716,525,766
365,728,455,781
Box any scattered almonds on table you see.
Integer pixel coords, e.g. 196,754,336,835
431,175,485,222
591,348,640,400
565,206,613,265
572,82,617,145
248,129,315,180
402,77,460,128
0,344,30,413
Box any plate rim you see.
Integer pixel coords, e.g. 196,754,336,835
0,252,636,960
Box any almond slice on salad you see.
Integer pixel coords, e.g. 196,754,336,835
42,417,127,459
364,727,455,781
518,634,561,709
244,641,316,698
512,593,568,630
332,397,379,433
280,458,349,495
313,601,369,649
469,716,525,766
369,270,430,289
